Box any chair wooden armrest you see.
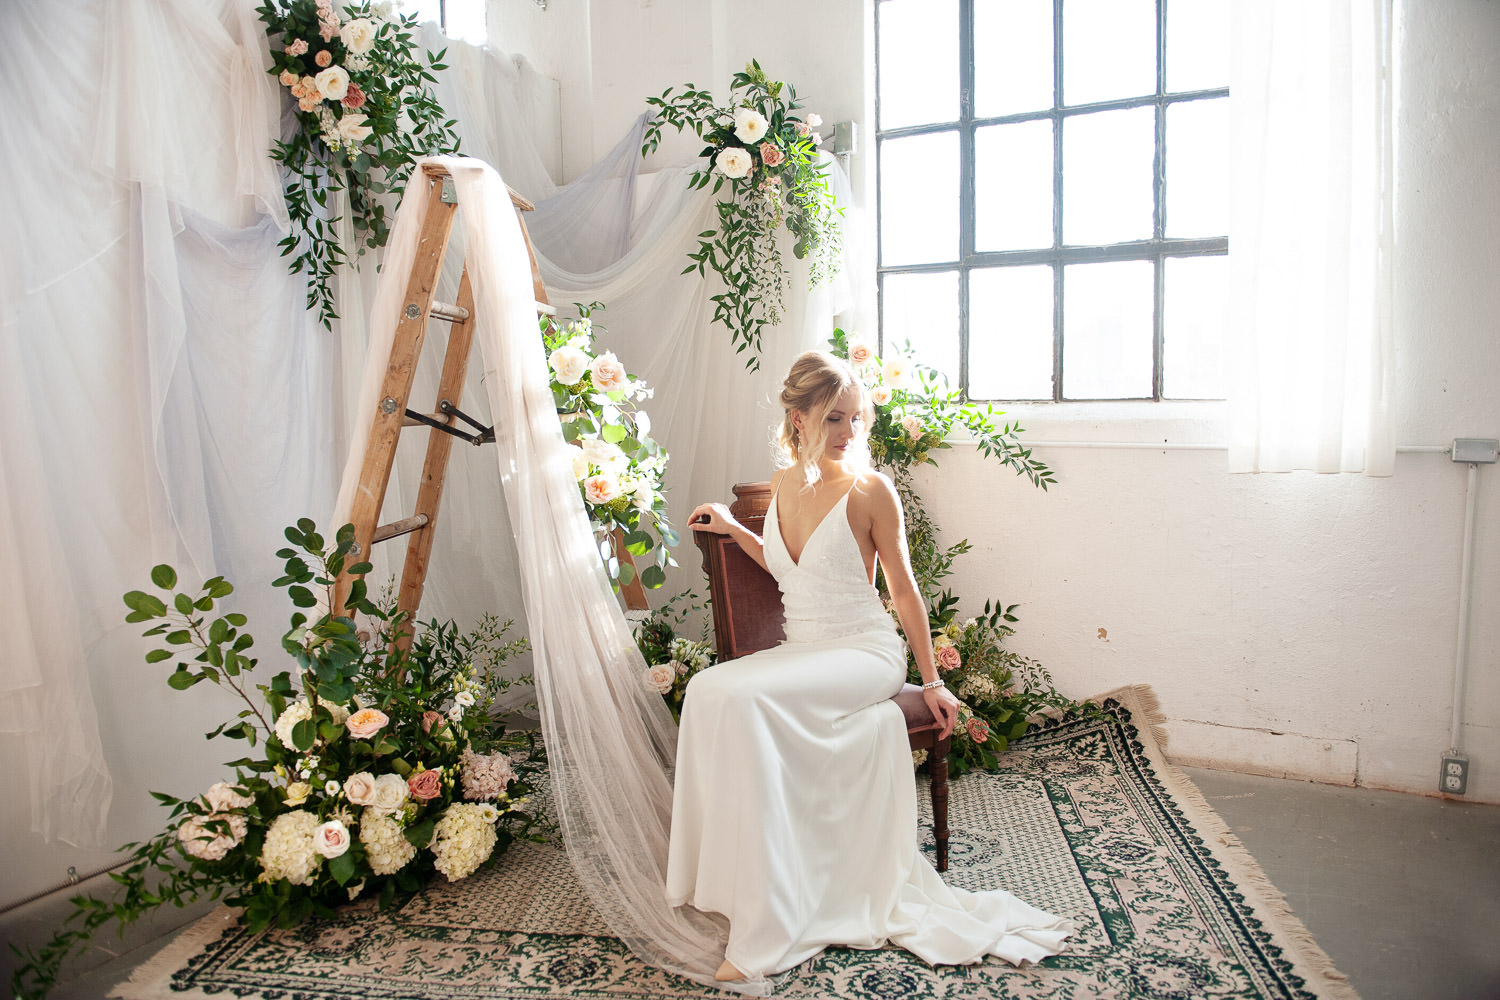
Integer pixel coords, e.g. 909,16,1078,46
693,481,952,871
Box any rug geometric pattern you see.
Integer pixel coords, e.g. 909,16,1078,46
117,687,1358,1000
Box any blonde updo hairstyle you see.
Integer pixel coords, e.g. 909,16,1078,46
774,351,874,489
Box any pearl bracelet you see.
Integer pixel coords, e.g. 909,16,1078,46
921,679,945,691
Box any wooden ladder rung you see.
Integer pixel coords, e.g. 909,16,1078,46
536,300,556,316
371,514,430,546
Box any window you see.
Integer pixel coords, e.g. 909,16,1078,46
404,0,488,46
875,0,1229,401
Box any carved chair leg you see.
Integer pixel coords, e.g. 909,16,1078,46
930,752,949,872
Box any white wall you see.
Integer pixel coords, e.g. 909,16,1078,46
489,0,1500,803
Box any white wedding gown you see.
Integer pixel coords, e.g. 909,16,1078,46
666,481,1075,979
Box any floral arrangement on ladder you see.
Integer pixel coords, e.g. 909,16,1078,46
258,0,460,326
642,61,842,370
10,523,548,1000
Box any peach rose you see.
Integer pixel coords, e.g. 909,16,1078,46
315,49,333,68
901,414,925,440
966,717,991,744
871,385,893,407
936,644,962,671
345,707,389,739
279,69,298,87
849,342,875,366
583,474,621,506
284,38,309,56
759,141,784,167
408,769,442,802
589,352,627,392
314,819,351,858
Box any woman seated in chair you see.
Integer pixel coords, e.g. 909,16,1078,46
667,350,1073,984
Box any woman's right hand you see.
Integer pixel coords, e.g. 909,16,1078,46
688,502,737,535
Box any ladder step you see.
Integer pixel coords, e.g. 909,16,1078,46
537,300,556,316
430,300,470,323
372,514,430,545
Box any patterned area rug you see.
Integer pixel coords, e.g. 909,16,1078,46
112,686,1358,1000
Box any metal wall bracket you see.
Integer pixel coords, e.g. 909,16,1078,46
440,176,457,205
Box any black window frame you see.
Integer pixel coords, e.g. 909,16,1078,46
874,0,1230,402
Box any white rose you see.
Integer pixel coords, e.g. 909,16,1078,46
372,772,409,813
806,113,823,128
336,113,373,145
716,147,754,179
570,449,591,481
733,107,768,144
871,385,893,407
344,771,378,806
314,819,352,859
549,345,589,384
581,437,627,470
315,65,350,102
370,0,394,20
644,663,675,694
339,17,376,53
883,355,915,391
631,479,655,513
589,352,627,392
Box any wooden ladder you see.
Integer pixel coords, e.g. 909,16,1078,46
332,163,646,638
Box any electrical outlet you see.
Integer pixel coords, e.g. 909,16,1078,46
1441,754,1469,795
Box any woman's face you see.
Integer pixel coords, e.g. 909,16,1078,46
820,385,865,456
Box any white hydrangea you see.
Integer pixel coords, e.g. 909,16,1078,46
957,673,1000,701
430,803,499,881
359,810,417,875
275,699,349,750
259,810,322,885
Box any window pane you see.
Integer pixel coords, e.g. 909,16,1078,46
1167,0,1229,92
1162,255,1227,398
974,0,1054,117
1062,260,1153,398
882,270,960,388
878,0,959,129
970,266,1054,399
1165,97,1228,238
1063,0,1156,105
975,120,1054,252
880,131,960,266
1062,107,1154,245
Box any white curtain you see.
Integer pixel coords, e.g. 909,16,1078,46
1228,0,1396,475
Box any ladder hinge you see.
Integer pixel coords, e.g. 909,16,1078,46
440,177,457,204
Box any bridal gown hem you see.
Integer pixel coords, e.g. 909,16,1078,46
665,479,1075,978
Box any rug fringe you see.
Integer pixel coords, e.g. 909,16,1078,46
1089,684,1363,1000
107,906,240,1000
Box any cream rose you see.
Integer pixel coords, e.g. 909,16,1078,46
336,113,373,145
549,345,589,384
631,479,655,513
314,65,350,101
583,474,622,506
733,107,768,144
589,352,627,392
715,147,753,179
644,663,675,694
581,437,626,470
313,819,352,859
870,385,893,407
339,17,376,53
884,356,915,390
806,113,823,128
345,707,389,739
372,772,409,813
344,771,378,806
570,449,591,481
284,781,312,806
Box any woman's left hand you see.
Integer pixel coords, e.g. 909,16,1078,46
922,684,961,739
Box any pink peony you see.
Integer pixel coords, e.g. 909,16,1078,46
341,82,366,110
315,49,333,68
966,717,991,744
589,352,627,392
284,38,309,56
345,707,389,739
408,768,443,802
936,645,962,671
759,141,784,167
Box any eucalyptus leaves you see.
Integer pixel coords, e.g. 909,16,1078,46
643,61,842,370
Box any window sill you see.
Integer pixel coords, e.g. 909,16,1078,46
946,398,1228,449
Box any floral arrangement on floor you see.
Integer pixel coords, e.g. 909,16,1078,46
258,0,461,327
10,520,547,1000
642,60,842,370
632,590,717,723
545,304,679,592
825,330,1083,777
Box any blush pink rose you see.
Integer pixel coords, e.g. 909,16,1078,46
849,342,875,366
901,414,925,440
408,769,443,802
315,49,333,68
966,717,991,744
589,352,627,392
341,82,366,110
345,707,389,739
314,819,351,858
759,141,784,167
583,474,621,506
284,38,309,56
421,710,443,734
644,663,675,694
936,645,962,671
343,771,378,806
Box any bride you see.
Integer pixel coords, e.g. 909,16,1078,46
666,350,1074,984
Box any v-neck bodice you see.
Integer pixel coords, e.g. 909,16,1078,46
764,483,898,644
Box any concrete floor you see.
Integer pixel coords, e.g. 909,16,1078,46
4,767,1497,1000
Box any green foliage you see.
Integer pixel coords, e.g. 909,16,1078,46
10,522,547,1000
257,1,461,327
632,590,716,724
644,60,841,370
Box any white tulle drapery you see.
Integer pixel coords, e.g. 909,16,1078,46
1228,0,1396,475
0,8,865,969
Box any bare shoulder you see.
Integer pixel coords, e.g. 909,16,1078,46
849,470,900,518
